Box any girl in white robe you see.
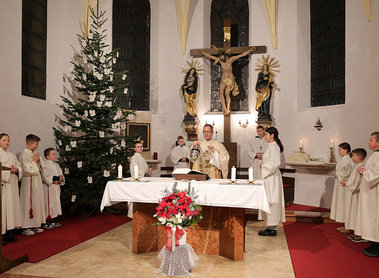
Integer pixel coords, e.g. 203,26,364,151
355,132,379,257
0,133,22,244
330,142,354,232
258,127,286,236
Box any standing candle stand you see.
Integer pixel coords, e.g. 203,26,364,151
329,147,337,163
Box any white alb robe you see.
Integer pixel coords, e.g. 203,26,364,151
330,155,354,223
247,136,268,179
19,149,46,228
130,153,149,178
344,162,363,231
170,145,190,169
261,141,286,226
355,152,379,242
1,149,22,234
192,139,229,179
42,160,64,220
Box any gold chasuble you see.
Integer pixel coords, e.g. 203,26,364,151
192,140,229,179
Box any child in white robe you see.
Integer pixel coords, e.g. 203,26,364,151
0,133,22,245
19,134,46,236
170,136,190,169
355,131,379,257
340,148,366,242
42,148,64,229
258,127,286,237
330,142,354,233
130,141,152,179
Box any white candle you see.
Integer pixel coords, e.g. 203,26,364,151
231,166,236,181
134,165,139,179
299,140,303,148
118,164,122,179
248,167,253,182
329,139,334,148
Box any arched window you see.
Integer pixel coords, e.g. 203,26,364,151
112,0,150,111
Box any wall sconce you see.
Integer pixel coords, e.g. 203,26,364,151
239,119,249,128
314,117,323,131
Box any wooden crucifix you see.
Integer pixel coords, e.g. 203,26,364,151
190,18,266,177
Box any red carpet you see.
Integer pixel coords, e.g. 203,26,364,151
2,213,131,263
285,203,331,212
284,222,378,278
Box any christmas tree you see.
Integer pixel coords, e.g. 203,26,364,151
54,3,135,215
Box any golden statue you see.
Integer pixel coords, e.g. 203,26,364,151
181,60,203,117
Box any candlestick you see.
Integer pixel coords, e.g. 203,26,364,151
231,166,236,182
248,167,253,182
134,165,139,180
118,164,122,179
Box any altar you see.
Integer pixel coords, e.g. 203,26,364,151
100,177,270,261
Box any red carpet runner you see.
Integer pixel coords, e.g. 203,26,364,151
285,203,330,212
284,222,378,278
2,213,131,263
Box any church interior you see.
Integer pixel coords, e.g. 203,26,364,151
1,0,378,277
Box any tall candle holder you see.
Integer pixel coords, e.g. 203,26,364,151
329,147,336,163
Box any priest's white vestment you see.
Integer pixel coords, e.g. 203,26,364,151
19,149,46,228
355,152,379,242
330,155,354,223
170,145,190,169
261,141,286,226
247,136,268,179
1,149,22,234
192,139,229,179
42,160,64,220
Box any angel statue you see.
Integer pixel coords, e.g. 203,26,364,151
181,60,203,118
255,55,279,120
199,45,255,115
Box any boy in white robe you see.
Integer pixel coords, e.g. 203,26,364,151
330,142,354,233
340,148,366,242
0,133,22,245
191,124,229,179
170,136,190,169
130,141,152,179
42,148,64,229
258,127,286,236
19,134,46,236
355,131,379,257
247,125,268,179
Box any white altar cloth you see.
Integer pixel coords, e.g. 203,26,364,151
100,177,271,214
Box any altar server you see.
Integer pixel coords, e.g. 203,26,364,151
340,148,366,241
258,127,286,236
42,148,64,229
19,134,46,236
248,125,268,179
0,133,22,245
191,124,229,179
129,141,151,179
355,132,379,257
330,142,354,232
170,135,190,169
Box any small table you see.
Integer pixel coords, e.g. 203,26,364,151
100,177,270,261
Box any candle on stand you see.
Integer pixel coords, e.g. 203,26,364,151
248,167,253,182
231,166,236,181
329,139,334,148
299,140,303,149
134,165,139,180
118,164,122,179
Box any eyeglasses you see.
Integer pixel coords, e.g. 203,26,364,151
202,131,212,134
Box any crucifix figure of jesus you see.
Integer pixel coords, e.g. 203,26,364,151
198,46,255,115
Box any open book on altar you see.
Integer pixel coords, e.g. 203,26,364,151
172,168,210,181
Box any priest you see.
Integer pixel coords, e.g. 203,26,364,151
247,125,268,179
191,124,229,179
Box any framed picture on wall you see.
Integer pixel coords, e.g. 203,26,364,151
126,123,150,151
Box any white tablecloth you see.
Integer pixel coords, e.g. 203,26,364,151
100,177,271,214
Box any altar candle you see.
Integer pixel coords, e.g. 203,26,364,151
118,164,122,179
248,167,253,182
134,165,139,179
299,140,303,148
231,166,236,181
329,139,334,148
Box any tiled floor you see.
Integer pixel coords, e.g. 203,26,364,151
3,220,295,278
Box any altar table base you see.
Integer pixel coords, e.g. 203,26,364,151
132,202,245,261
